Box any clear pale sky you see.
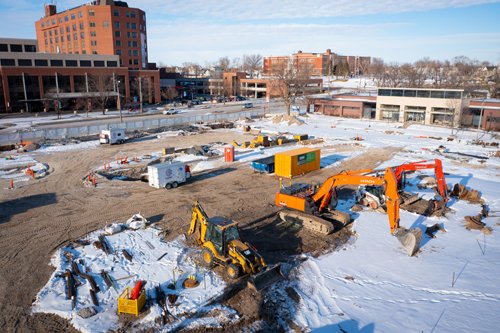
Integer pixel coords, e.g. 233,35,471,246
0,0,499,66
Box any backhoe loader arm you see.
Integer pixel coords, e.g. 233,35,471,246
311,170,385,212
188,200,209,235
383,167,401,233
393,159,447,202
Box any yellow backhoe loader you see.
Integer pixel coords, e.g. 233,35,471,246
187,201,282,291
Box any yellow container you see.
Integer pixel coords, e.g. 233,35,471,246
274,148,321,178
118,287,146,316
293,134,309,142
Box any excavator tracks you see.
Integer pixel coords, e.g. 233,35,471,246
278,210,350,235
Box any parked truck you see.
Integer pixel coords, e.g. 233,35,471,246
148,161,191,189
100,129,126,145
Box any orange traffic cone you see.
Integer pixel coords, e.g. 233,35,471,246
9,179,14,190
92,176,97,187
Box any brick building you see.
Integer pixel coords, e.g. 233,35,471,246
263,49,371,76
35,0,148,70
307,94,376,118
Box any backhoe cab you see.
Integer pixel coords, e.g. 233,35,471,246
188,201,282,290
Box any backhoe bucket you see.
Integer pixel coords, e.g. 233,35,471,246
248,264,283,291
395,227,422,256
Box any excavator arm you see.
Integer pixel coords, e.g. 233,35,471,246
393,159,447,202
188,200,209,242
311,169,385,213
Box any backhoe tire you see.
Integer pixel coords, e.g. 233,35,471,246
226,263,240,279
202,249,214,267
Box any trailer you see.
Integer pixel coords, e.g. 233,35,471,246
148,161,191,189
100,129,126,145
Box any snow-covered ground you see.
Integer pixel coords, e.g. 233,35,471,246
32,222,228,333
19,112,500,332
248,113,500,332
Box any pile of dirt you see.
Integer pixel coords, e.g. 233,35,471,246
272,115,304,126
470,140,499,147
450,184,483,203
464,214,492,234
97,166,147,181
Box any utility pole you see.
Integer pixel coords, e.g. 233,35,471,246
138,77,143,113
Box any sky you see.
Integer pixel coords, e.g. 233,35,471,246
0,0,499,66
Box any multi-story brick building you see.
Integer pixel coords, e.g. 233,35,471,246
263,49,371,76
35,0,148,70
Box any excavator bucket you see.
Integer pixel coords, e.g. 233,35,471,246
247,264,283,291
395,227,422,256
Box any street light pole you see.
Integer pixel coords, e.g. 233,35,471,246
116,79,122,123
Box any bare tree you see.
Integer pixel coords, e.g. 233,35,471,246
269,58,314,115
88,74,115,115
216,57,231,72
242,54,263,77
181,62,202,77
161,86,178,102
231,57,242,71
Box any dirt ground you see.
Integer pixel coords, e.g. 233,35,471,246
0,129,400,332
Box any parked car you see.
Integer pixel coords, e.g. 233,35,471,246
163,108,180,115
242,102,253,109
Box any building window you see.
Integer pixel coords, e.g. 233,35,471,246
78,11,83,18
94,60,105,67
131,23,136,29
59,27,64,34
445,91,461,99
103,21,109,27
50,59,63,67
129,59,132,65
65,16,69,22
116,50,122,55
114,21,120,28
115,31,121,37
91,40,97,46
128,50,132,56
430,91,445,99
72,24,77,31
49,30,53,36
41,22,45,28
66,26,70,33
107,61,118,67
113,10,119,17
46,20,50,26
0,59,16,66
67,34,71,41
90,31,96,37
89,10,95,16
18,59,32,66
44,31,47,37
126,11,130,17
0,44,7,51
55,37,59,43
61,36,64,42
92,51,98,54
391,89,404,97
52,19,55,25
131,12,136,18
82,50,86,54
90,22,96,27
404,90,416,97
50,38,53,44
79,23,84,30
126,22,130,29
132,41,137,47
133,50,138,56
54,29,58,35
132,32,137,38
66,60,78,67
45,39,48,45
127,32,130,38
133,59,138,65
24,45,36,52
35,59,49,66
416,90,430,98
80,60,91,67
74,33,78,40
80,32,85,39
59,18,63,23
116,40,121,46
71,14,75,20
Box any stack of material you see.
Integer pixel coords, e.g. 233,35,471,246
451,184,483,203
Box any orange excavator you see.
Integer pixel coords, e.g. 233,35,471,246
276,168,422,256
358,159,448,211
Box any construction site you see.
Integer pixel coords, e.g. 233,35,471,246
0,111,499,333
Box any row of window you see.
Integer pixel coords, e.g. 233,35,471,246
0,58,118,68
116,40,139,47
378,89,462,99
0,44,36,53
43,22,101,38
114,21,140,30
115,49,139,57
114,31,138,38
113,10,139,19
41,11,86,28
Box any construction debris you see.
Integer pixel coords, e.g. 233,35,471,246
122,249,133,262
77,306,97,319
183,275,200,288
97,235,113,255
451,184,483,203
